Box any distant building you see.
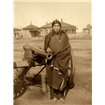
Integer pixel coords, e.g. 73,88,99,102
23,23,40,38
40,19,77,37
14,28,22,38
83,24,92,35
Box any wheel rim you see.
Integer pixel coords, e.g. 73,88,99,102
14,78,27,99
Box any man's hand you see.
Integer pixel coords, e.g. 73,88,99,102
46,47,52,53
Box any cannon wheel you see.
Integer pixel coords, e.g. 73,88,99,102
14,77,27,99
14,65,46,99
14,63,33,99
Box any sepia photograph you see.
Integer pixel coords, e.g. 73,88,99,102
13,0,92,105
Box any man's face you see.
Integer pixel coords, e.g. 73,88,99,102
53,23,61,33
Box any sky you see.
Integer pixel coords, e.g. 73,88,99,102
14,1,91,32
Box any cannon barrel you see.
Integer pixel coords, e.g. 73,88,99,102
23,43,53,60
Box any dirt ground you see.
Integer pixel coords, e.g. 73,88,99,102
14,38,92,105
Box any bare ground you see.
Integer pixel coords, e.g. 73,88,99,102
14,38,92,105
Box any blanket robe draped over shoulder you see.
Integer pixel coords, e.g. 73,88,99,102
44,30,72,90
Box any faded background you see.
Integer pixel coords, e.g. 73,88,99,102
14,2,91,32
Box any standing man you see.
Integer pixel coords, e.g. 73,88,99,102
44,19,74,103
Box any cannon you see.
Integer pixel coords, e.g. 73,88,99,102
14,44,53,99
14,45,75,99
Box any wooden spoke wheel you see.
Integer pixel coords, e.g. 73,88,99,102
14,77,27,99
